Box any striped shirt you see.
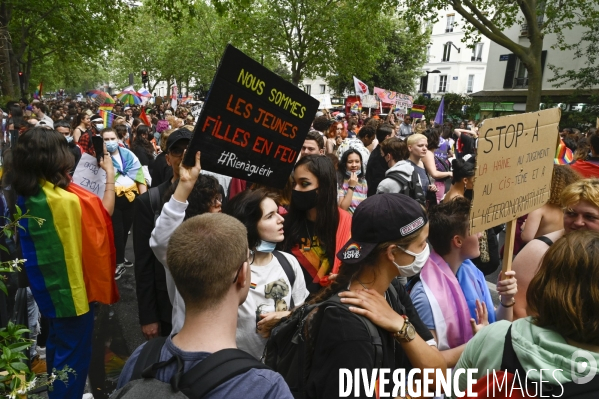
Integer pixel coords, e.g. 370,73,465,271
337,177,368,215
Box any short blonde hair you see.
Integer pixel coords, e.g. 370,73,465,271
560,178,599,210
160,129,175,152
407,133,427,146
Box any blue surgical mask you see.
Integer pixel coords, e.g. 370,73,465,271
256,240,277,253
105,141,119,153
95,123,104,131
66,136,73,143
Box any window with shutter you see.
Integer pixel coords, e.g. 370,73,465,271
503,54,517,88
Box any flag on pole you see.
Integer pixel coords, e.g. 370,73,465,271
353,76,369,96
171,81,178,111
434,97,445,125
410,104,426,119
99,110,115,128
33,82,43,100
139,107,151,126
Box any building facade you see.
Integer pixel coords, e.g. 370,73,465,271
417,11,491,98
472,18,599,117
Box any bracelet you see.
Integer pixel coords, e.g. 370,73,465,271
500,297,515,308
104,188,115,192
348,186,356,191
105,182,115,185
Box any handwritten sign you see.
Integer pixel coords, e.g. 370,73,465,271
183,45,319,189
72,153,106,197
311,94,332,110
470,108,561,234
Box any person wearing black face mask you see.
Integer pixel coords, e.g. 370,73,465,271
279,155,352,294
337,148,367,215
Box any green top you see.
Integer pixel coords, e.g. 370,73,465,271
453,317,599,397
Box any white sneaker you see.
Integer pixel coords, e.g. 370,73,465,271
82,393,94,399
115,264,126,280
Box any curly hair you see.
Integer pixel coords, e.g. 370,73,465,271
547,165,581,205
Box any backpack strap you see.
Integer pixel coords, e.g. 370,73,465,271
132,336,168,380
178,348,270,399
324,295,384,369
148,186,162,221
273,250,295,309
534,236,554,246
500,326,527,375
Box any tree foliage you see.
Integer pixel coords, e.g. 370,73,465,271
0,0,130,98
400,0,599,112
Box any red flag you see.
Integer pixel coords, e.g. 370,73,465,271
140,107,151,126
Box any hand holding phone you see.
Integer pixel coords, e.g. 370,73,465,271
92,136,105,165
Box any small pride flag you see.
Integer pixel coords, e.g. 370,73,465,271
99,110,115,128
410,104,426,119
33,82,43,100
554,139,573,165
250,283,257,290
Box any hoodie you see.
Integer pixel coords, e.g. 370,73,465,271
452,317,599,397
376,160,421,194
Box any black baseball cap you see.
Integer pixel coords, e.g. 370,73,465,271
166,128,192,152
336,194,428,264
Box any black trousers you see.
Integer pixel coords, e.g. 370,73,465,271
112,194,135,264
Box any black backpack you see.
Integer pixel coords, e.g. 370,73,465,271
110,337,269,399
386,171,426,205
263,285,398,399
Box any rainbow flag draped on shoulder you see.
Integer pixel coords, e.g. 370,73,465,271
17,181,119,318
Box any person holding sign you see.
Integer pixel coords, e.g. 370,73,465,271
409,197,517,367
279,155,351,294
453,231,599,397
337,148,368,215
102,127,147,280
512,178,599,320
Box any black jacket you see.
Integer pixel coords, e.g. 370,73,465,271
150,151,173,188
365,144,388,197
306,279,433,399
133,180,173,327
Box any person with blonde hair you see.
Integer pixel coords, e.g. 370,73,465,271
521,165,581,242
453,230,599,396
407,133,437,198
512,178,599,319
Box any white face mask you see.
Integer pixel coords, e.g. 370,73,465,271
393,243,430,277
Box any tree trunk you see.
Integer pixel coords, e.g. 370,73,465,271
525,37,544,112
291,68,301,86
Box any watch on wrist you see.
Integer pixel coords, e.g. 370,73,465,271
348,186,356,191
393,315,416,342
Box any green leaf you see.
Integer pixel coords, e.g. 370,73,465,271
10,361,29,371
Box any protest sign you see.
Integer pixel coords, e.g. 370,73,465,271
361,95,378,109
470,109,560,273
183,45,319,189
470,109,560,234
72,153,106,197
311,94,332,110
394,93,413,116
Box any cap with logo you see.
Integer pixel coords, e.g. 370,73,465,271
166,128,192,152
336,194,428,264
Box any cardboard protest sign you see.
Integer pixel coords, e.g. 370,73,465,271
72,153,106,197
183,45,319,189
470,108,561,235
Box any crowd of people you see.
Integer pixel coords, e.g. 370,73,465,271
1,96,598,399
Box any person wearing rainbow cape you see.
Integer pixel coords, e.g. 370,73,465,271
409,197,518,368
13,127,119,399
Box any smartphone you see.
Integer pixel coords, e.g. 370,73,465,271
91,136,105,165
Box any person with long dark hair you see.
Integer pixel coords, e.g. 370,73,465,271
131,124,156,184
337,148,368,214
12,128,117,399
304,194,445,398
279,155,351,294
224,189,309,359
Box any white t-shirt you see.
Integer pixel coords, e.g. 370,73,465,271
236,251,309,359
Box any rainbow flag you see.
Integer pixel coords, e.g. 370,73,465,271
99,109,115,128
555,139,573,165
410,104,426,119
17,182,119,318
33,81,43,100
